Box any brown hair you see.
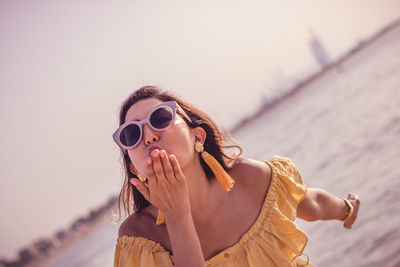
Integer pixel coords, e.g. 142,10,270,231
113,85,243,222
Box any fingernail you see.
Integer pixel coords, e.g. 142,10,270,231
152,150,159,157
130,179,138,186
169,154,175,161
160,150,165,158
146,158,152,165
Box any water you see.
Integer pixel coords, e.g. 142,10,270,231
45,221,117,267
232,22,400,267
46,22,400,267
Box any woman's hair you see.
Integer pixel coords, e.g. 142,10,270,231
113,85,243,222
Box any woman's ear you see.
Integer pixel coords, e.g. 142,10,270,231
193,126,207,144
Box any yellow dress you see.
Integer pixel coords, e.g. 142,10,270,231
114,155,315,267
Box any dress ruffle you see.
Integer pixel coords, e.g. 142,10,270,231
114,236,174,267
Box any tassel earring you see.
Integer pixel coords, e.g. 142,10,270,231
155,210,164,225
195,142,235,192
129,163,165,225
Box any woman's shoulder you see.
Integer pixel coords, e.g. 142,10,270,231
118,209,149,238
230,157,272,193
117,207,172,253
118,206,166,238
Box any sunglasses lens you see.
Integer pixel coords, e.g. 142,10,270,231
120,124,141,147
150,107,173,129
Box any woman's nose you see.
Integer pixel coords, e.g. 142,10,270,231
143,124,159,145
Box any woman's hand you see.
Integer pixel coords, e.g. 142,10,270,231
131,150,206,266
343,193,361,229
130,149,191,222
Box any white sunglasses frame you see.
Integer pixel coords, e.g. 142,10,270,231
112,101,191,151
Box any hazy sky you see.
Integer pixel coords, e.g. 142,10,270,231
1,0,399,259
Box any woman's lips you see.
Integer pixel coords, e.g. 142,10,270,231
149,146,162,156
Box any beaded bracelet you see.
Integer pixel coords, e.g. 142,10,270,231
339,197,354,222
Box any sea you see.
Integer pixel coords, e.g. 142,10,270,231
45,21,400,267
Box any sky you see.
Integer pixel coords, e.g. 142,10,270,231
0,0,399,259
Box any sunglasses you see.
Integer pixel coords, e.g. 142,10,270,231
112,101,190,150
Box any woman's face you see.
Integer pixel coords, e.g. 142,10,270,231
125,97,197,177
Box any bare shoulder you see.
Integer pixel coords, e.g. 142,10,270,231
230,157,272,192
118,207,171,250
118,211,146,238
118,207,158,238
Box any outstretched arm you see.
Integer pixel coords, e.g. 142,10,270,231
297,188,360,228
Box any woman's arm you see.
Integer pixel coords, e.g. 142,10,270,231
165,211,205,267
297,188,360,228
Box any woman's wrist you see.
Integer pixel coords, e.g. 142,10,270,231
165,209,206,267
338,197,354,222
163,206,193,225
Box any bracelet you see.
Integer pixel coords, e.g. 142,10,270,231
339,197,354,222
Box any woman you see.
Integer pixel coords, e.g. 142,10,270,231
113,85,360,267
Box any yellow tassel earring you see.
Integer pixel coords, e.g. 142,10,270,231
155,211,165,225
129,163,165,225
195,142,235,192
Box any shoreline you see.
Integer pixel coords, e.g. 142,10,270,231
26,214,111,267
229,16,400,134
0,197,117,267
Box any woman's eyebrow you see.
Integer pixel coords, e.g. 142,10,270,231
128,112,148,122
125,116,140,122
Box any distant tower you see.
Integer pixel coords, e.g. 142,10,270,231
309,28,331,68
